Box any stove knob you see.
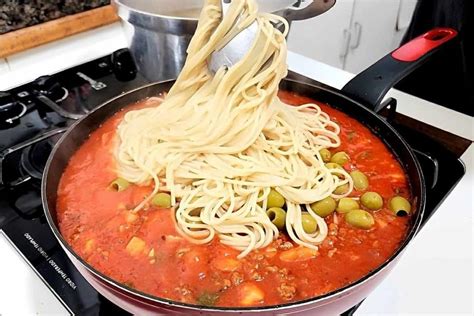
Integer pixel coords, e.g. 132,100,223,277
33,76,67,102
111,49,137,81
0,91,24,128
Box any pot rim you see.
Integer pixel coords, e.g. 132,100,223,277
113,0,200,22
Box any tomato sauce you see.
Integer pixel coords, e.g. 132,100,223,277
57,91,411,307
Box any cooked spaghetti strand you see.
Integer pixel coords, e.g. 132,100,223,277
115,0,352,258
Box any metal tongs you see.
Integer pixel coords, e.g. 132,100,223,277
208,0,335,74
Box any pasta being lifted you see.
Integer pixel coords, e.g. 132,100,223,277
115,0,353,258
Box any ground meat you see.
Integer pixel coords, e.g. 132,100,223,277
329,223,339,236
174,286,193,302
265,266,278,273
231,272,243,285
277,283,297,300
222,279,231,289
278,268,288,279
250,270,263,281
279,241,294,250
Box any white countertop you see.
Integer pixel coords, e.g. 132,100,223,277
0,23,472,315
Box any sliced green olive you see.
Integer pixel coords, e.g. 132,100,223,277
301,213,317,234
151,192,172,208
333,183,350,195
350,170,369,191
266,207,286,230
319,149,332,163
310,197,336,217
110,178,130,192
331,151,350,165
345,209,375,230
267,189,285,208
360,192,383,210
389,196,411,216
336,198,360,213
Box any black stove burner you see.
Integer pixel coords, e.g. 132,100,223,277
33,76,69,103
0,51,468,316
0,91,27,129
0,50,147,315
12,187,43,219
0,129,67,187
21,134,61,180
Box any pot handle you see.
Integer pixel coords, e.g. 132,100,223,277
341,28,458,112
281,0,336,21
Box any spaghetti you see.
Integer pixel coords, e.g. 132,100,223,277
115,0,353,258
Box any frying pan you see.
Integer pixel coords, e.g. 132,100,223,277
42,28,457,315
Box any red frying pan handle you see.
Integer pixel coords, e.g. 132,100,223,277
341,27,458,112
392,28,457,62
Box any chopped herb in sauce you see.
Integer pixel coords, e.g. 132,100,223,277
196,292,220,306
347,130,356,141
357,150,371,160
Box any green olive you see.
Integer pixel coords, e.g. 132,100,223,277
350,170,369,191
331,151,350,165
301,213,317,234
310,197,336,217
389,196,411,216
325,162,343,170
319,149,332,163
151,192,172,208
267,189,285,208
360,192,383,210
336,198,360,213
326,163,345,179
266,207,286,230
345,209,375,229
333,183,350,195
110,178,130,192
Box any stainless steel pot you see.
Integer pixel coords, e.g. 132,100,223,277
113,0,336,82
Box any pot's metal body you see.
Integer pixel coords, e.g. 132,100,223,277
42,79,425,315
112,0,335,82
113,0,198,82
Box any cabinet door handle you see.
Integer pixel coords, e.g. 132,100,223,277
339,29,352,62
350,22,362,49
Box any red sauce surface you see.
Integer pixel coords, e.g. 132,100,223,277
57,91,411,307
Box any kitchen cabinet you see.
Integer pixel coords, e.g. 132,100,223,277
344,0,417,73
288,0,417,73
287,0,355,69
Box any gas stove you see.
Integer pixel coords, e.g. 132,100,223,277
0,49,145,315
0,49,468,315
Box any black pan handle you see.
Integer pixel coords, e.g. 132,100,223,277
341,28,458,112
412,149,439,190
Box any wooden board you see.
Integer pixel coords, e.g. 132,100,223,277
0,5,119,58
